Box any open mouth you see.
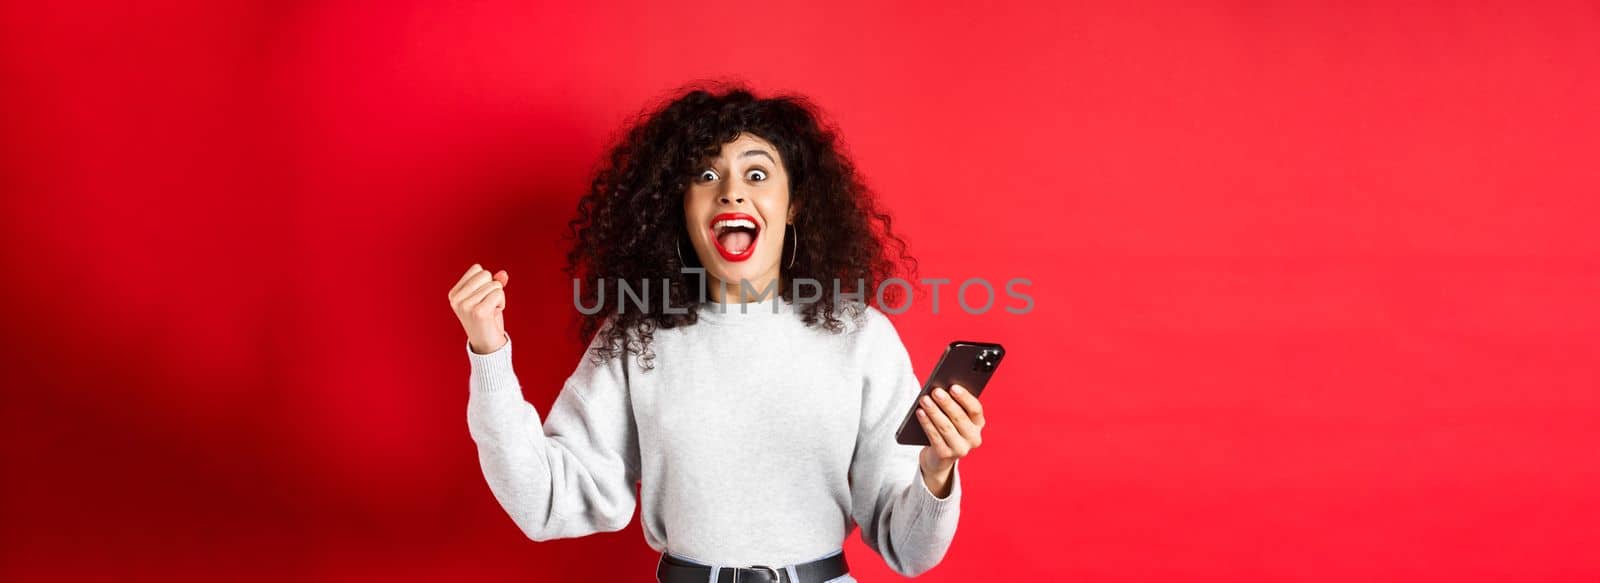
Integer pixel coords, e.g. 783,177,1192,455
709,212,760,262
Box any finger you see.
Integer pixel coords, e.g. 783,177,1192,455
451,264,483,296
452,271,495,306
450,264,484,297
950,384,985,428
921,394,968,456
476,285,506,314
916,406,954,458
462,280,501,313
932,387,981,447
491,274,507,306
932,388,973,430
454,270,496,307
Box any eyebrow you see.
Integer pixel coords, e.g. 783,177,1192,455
738,149,776,164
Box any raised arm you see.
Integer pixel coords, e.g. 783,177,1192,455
848,310,963,577
465,331,641,541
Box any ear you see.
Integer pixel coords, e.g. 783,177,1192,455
787,201,800,224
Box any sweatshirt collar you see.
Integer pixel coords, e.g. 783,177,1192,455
695,294,794,325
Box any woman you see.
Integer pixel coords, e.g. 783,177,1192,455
447,84,989,582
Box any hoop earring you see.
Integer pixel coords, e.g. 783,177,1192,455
786,222,799,270
677,236,690,267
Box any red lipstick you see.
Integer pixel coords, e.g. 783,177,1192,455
708,212,760,262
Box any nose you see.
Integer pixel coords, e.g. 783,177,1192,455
717,182,746,205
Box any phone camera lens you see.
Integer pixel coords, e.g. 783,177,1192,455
975,349,999,372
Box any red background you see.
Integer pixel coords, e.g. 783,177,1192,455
3,1,1598,580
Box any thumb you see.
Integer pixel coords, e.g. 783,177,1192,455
493,270,509,287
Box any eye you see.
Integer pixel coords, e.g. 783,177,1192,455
697,169,719,182
746,169,768,182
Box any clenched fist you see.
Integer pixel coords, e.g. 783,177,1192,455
449,264,510,355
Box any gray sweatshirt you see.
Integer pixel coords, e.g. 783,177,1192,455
465,297,961,577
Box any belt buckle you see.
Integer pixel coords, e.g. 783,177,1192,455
739,565,781,583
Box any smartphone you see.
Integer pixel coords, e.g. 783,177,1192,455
894,341,1006,446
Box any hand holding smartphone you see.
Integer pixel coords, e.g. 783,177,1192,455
894,341,1005,446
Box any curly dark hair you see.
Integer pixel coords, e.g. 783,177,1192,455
564,81,915,369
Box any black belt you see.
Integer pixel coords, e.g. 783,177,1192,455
656,550,849,583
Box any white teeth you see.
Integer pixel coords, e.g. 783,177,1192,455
713,218,757,231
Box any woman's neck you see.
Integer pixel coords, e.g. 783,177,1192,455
707,272,783,304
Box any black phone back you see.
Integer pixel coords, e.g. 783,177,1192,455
894,341,1005,446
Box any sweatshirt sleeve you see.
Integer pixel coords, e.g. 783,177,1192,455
464,330,641,541
848,309,963,577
